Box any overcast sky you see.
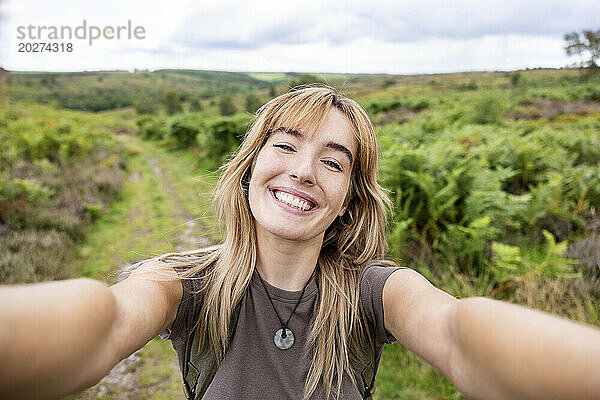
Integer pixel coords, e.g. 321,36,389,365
1,0,598,74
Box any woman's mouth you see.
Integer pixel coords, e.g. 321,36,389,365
271,189,316,211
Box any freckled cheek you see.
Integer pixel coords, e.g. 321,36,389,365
323,178,351,207
251,156,287,184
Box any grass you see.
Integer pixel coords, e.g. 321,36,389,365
375,345,463,400
135,339,185,399
68,338,185,400
119,134,221,241
4,68,598,399
74,132,220,281
74,154,177,280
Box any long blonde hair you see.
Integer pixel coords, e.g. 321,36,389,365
144,86,394,399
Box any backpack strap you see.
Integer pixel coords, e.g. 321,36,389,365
352,263,405,398
181,301,242,400
349,323,378,399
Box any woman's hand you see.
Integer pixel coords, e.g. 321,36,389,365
0,263,182,400
0,278,117,399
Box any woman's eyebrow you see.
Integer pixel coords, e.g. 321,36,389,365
272,128,353,165
325,141,353,165
271,127,302,138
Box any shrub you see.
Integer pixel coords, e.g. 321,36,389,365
134,96,158,115
584,86,600,101
165,115,201,148
459,80,478,91
364,97,429,116
0,173,53,226
0,102,126,283
197,114,251,169
219,94,237,116
83,203,103,222
289,73,323,88
56,86,133,111
509,71,522,87
381,78,396,89
136,116,165,140
364,98,403,114
471,95,506,124
189,96,203,112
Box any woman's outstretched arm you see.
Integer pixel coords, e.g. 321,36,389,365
0,265,182,400
383,268,600,400
0,278,116,399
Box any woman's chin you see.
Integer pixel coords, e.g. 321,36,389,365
256,221,320,243
269,227,307,242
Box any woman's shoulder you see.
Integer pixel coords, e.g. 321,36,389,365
359,260,413,308
359,260,404,346
359,259,403,281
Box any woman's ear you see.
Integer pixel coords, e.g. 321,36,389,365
242,165,253,197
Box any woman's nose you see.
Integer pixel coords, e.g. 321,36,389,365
289,159,315,185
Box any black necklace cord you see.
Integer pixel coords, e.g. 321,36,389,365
256,267,317,339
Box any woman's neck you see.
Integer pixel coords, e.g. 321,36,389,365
255,226,323,291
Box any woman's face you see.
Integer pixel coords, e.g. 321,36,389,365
248,108,357,243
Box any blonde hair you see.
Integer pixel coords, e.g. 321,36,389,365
140,86,394,399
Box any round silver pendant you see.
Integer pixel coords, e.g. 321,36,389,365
273,328,294,350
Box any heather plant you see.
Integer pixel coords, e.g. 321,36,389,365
0,103,127,283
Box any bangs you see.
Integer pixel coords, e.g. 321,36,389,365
259,88,360,143
262,92,334,138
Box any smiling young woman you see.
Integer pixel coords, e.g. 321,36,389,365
1,86,599,400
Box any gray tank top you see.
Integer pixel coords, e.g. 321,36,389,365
161,263,400,399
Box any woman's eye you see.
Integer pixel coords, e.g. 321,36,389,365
273,144,295,152
323,160,342,171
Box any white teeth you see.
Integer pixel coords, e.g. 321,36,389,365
274,191,312,211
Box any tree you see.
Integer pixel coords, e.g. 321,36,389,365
509,71,522,87
162,89,183,115
245,93,262,114
219,94,237,116
189,96,203,112
289,73,324,88
564,29,600,73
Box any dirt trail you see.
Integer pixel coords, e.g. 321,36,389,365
71,134,210,400
143,155,212,252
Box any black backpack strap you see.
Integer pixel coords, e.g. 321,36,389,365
352,263,405,398
350,326,378,399
182,301,242,399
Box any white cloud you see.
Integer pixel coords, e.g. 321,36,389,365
0,0,596,73
169,0,600,49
